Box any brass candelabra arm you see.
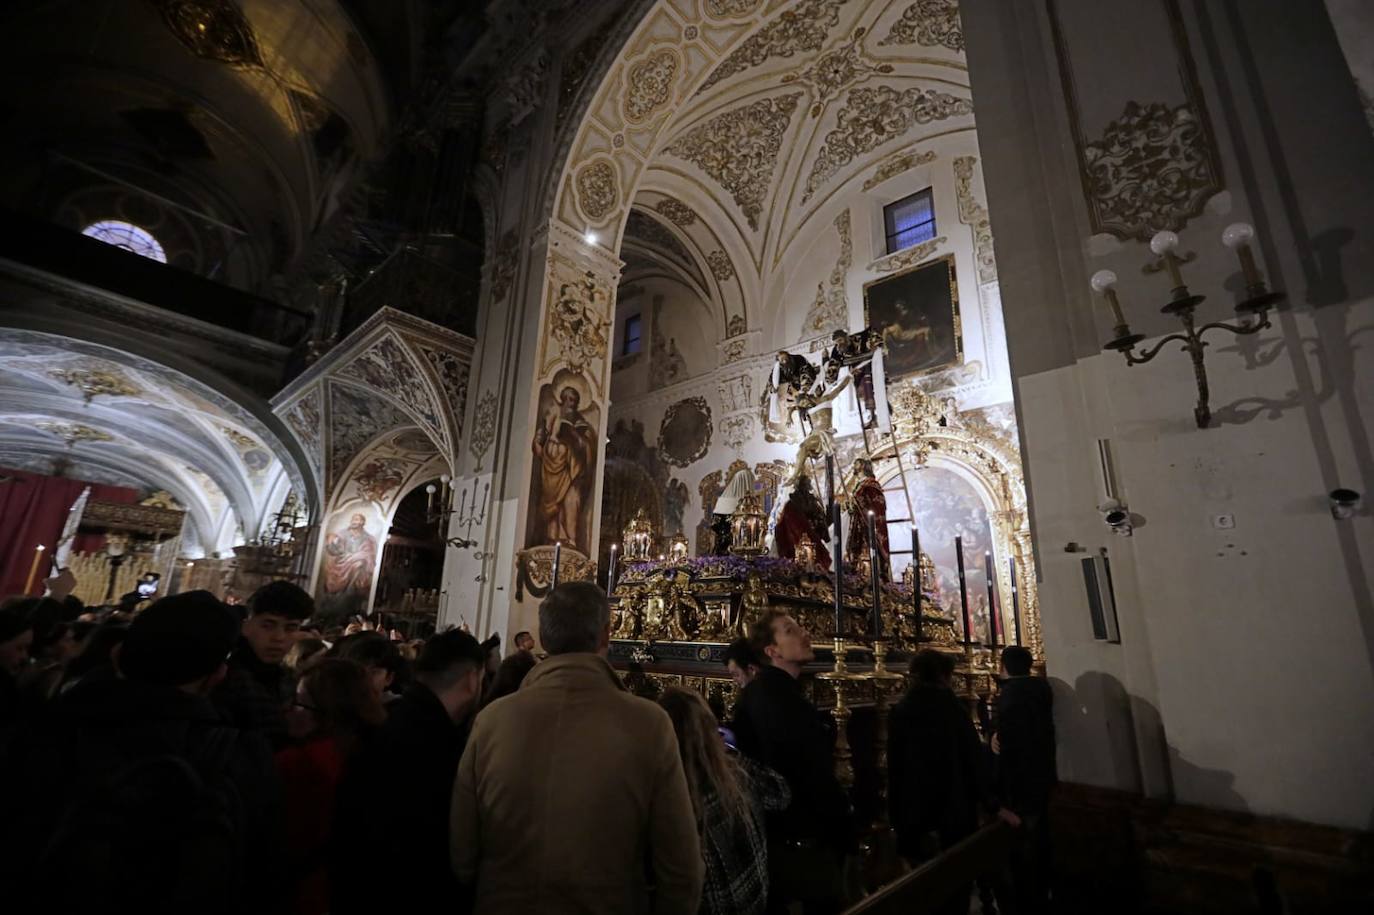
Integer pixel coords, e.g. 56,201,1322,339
1120,330,1197,366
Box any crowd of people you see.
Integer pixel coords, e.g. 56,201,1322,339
0,578,1054,915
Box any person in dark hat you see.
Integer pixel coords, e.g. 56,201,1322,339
0,590,284,915
214,579,314,748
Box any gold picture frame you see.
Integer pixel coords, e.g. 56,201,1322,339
862,253,962,381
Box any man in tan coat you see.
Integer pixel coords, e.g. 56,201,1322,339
451,581,704,914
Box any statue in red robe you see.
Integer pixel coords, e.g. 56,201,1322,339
775,475,832,571
846,458,891,582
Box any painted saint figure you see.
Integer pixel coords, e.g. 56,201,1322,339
321,512,379,619
532,385,596,551
846,458,891,582
775,475,832,572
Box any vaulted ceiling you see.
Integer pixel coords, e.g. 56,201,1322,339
0,330,304,554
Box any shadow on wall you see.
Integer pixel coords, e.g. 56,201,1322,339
1050,671,1247,815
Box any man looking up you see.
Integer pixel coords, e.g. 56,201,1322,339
993,645,1056,914
215,579,313,748
332,629,486,913
451,581,703,914
734,612,853,914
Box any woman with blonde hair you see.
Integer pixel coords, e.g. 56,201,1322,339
658,686,790,915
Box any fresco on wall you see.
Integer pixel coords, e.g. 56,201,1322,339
863,254,962,380
903,465,994,640
658,397,712,467
318,505,381,621
526,369,600,554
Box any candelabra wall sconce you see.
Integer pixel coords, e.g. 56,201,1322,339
1091,223,1284,428
427,475,489,549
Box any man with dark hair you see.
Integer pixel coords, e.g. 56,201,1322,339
1,591,281,914
331,628,486,914
723,636,764,690
214,579,313,748
513,630,535,653
889,649,987,914
452,581,703,914
993,645,1056,913
735,611,852,913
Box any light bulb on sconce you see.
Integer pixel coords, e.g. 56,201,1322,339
425,484,437,495
1089,269,1117,294
1220,222,1254,250
1148,230,1179,256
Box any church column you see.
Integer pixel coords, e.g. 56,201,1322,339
440,217,621,642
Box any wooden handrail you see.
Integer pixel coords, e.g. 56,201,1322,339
842,822,1015,915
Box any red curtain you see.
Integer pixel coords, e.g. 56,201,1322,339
0,467,139,599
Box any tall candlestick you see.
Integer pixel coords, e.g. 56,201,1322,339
551,541,561,588
1009,556,1022,646
867,511,881,639
984,551,998,651
832,499,844,636
24,544,45,594
912,527,923,643
825,453,836,513
608,544,618,596
955,536,972,646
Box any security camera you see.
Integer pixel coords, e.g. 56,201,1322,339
1329,488,1362,520
1098,499,1134,537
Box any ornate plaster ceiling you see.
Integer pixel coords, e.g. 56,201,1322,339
0,330,304,551
559,0,972,289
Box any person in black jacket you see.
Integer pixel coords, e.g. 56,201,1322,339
889,649,998,915
213,580,312,748
0,591,282,915
733,611,852,914
993,645,1057,913
329,628,486,914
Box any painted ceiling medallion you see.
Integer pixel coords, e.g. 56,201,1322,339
150,0,264,68
665,93,802,231
623,49,679,124
707,250,735,282
878,0,965,52
35,421,114,445
575,159,619,222
803,86,972,202
699,0,851,93
1081,101,1221,241
782,28,893,118
704,0,765,19
47,366,142,403
654,197,698,227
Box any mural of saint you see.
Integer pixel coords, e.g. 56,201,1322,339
531,385,597,552
319,512,379,620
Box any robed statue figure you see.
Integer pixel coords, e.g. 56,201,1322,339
846,458,891,582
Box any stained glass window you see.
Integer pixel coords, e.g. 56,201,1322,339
883,189,936,254
81,220,167,263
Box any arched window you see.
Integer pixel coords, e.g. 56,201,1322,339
81,220,167,263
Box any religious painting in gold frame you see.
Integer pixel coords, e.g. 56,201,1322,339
862,253,962,380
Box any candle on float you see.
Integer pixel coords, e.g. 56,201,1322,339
955,536,972,646
551,541,562,589
608,544,619,596
867,511,881,639
984,551,998,651
24,544,46,594
912,527,923,643
832,497,844,637
1009,556,1023,646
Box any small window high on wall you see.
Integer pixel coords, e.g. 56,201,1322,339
623,314,642,355
883,188,936,254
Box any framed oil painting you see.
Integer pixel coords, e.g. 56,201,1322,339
862,253,962,380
